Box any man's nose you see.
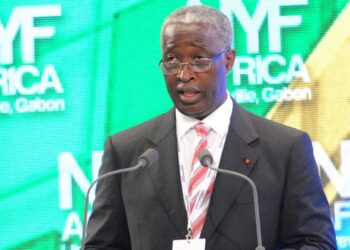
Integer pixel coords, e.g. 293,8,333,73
177,63,195,82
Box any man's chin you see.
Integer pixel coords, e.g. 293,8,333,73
177,106,209,120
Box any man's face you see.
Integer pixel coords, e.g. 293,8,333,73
161,23,235,119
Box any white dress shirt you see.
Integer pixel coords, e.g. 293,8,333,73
176,93,233,206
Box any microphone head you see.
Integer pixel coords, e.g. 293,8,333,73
198,149,213,166
138,148,158,167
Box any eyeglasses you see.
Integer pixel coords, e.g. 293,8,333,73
158,50,226,75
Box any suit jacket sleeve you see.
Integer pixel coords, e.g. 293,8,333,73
279,132,336,249
84,136,131,250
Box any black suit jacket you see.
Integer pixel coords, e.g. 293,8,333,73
85,101,336,250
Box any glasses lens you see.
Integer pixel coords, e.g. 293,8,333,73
190,60,210,72
162,62,180,74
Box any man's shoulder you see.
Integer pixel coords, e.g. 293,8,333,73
110,109,174,142
237,105,306,139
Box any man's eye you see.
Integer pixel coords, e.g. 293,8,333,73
193,55,207,60
165,56,177,62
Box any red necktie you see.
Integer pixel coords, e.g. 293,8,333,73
188,122,214,238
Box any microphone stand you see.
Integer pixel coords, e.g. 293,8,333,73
206,165,265,250
80,161,145,250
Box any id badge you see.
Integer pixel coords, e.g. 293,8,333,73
172,239,206,250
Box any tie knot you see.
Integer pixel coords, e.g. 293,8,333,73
194,122,209,137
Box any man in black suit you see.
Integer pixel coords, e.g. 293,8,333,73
85,5,337,250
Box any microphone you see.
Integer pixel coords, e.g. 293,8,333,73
80,148,158,250
198,149,265,250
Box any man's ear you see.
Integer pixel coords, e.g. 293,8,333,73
225,49,236,73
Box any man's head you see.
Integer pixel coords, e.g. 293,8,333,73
160,5,235,119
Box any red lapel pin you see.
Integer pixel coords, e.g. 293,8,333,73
243,158,251,165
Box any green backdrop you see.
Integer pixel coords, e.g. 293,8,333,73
1,1,349,249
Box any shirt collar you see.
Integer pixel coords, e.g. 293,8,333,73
176,92,233,138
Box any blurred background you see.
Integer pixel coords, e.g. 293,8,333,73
0,0,349,249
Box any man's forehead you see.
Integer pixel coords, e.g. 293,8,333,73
162,27,216,50
162,23,217,45
162,23,218,49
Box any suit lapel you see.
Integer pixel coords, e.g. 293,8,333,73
201,101,261,240
143,102,261,240
145,109,188,237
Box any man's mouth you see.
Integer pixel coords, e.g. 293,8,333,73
177,87,201,103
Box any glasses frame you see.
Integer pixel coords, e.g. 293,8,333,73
158,50,227,75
